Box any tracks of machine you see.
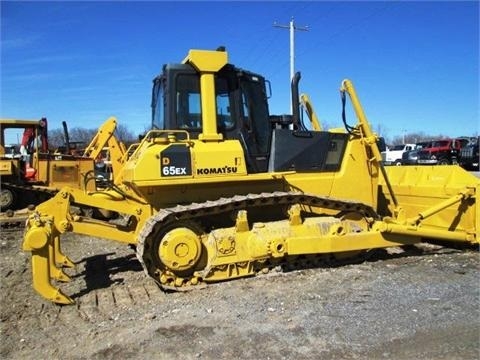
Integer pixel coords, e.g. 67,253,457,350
0,216,27,230
137,191,379,292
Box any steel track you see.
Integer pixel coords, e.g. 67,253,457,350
136,191,378,291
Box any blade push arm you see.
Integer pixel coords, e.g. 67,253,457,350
340,79,399,209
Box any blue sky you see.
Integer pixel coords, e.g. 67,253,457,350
1,1,479,142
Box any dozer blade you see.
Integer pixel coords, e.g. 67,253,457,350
380,165,479,243
23,215,75,304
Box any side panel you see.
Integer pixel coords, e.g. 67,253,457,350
122,139,248,185
193,141,247,178
282,134,381,209
37,158,96,191
0,159,15,176
268,130,348,172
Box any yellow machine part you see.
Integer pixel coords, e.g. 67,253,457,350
152,207,404,287
82,116,127,184
380,165,479,242
300,93,322,131
182,49,228,141
0,159,16,176
121,136,248,186
35,157,96,192
82,117,120,159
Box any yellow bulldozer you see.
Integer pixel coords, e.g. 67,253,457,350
0,117,126,216
0,118,96,212
22,48,479,304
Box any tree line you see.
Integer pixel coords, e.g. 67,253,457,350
47,123,477,150
386,132,478,146
48,123,138,149
372,124,478,146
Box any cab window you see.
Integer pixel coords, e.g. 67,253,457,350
175,74,235,131
176,74,201,129
215,77,235,131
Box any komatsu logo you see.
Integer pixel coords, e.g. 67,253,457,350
197,166,238,175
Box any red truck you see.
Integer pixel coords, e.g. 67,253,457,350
417,138,470,165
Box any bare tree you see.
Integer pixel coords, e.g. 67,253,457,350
47,124,137,151
115,124,138,143
68,127,98,145
48,128,67,149
391,132,452,146
374,123,389,141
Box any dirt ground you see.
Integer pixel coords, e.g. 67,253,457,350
0,227,479,360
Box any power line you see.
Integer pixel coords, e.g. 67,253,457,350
273,17,309,87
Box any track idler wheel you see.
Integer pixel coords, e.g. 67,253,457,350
142,221,206,289
158,227,202,273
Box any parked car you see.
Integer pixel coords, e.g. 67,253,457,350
401,141,431,165
459,136,479,170
417,138,470,165
381,143,416,165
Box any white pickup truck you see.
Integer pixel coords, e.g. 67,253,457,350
381,144,416,165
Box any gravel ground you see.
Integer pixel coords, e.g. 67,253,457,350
1,228,479,360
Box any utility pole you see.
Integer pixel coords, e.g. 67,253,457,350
273,17,309,112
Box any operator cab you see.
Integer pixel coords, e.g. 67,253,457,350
151,50,348,174
152,63,273,172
